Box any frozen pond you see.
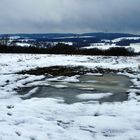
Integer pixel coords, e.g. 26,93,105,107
19,73,132,104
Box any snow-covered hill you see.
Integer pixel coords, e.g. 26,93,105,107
112,37,140,43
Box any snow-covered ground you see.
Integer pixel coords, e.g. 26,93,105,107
130,43,140,53
82,43,140,53
112,37,140,43
16,42,31,47
0,53,140,140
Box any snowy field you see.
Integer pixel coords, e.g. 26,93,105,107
82,43,140,53
0,53,140,140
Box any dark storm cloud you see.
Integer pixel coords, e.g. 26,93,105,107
0,0,140,33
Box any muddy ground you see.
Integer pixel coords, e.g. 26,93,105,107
18,66,133,76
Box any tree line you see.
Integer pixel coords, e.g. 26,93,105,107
0,43,138,56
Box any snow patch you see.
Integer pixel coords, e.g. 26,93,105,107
77,93,113,100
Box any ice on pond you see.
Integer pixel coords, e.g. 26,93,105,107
19,73,132,104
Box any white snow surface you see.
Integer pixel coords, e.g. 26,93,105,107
130,43,140,53
0,53,140,140
16,42,31,47
77,93,113,100
0,53,139,74
112,37,140,43
82,43,140,53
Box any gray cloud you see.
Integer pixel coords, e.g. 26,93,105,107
0,0,140,34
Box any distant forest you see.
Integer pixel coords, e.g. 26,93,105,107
0,43,138,56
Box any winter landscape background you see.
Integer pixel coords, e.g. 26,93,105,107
0,0,140,140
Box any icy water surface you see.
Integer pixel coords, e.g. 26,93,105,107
20,74,132,104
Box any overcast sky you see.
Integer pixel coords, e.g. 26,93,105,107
0,0,140,34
